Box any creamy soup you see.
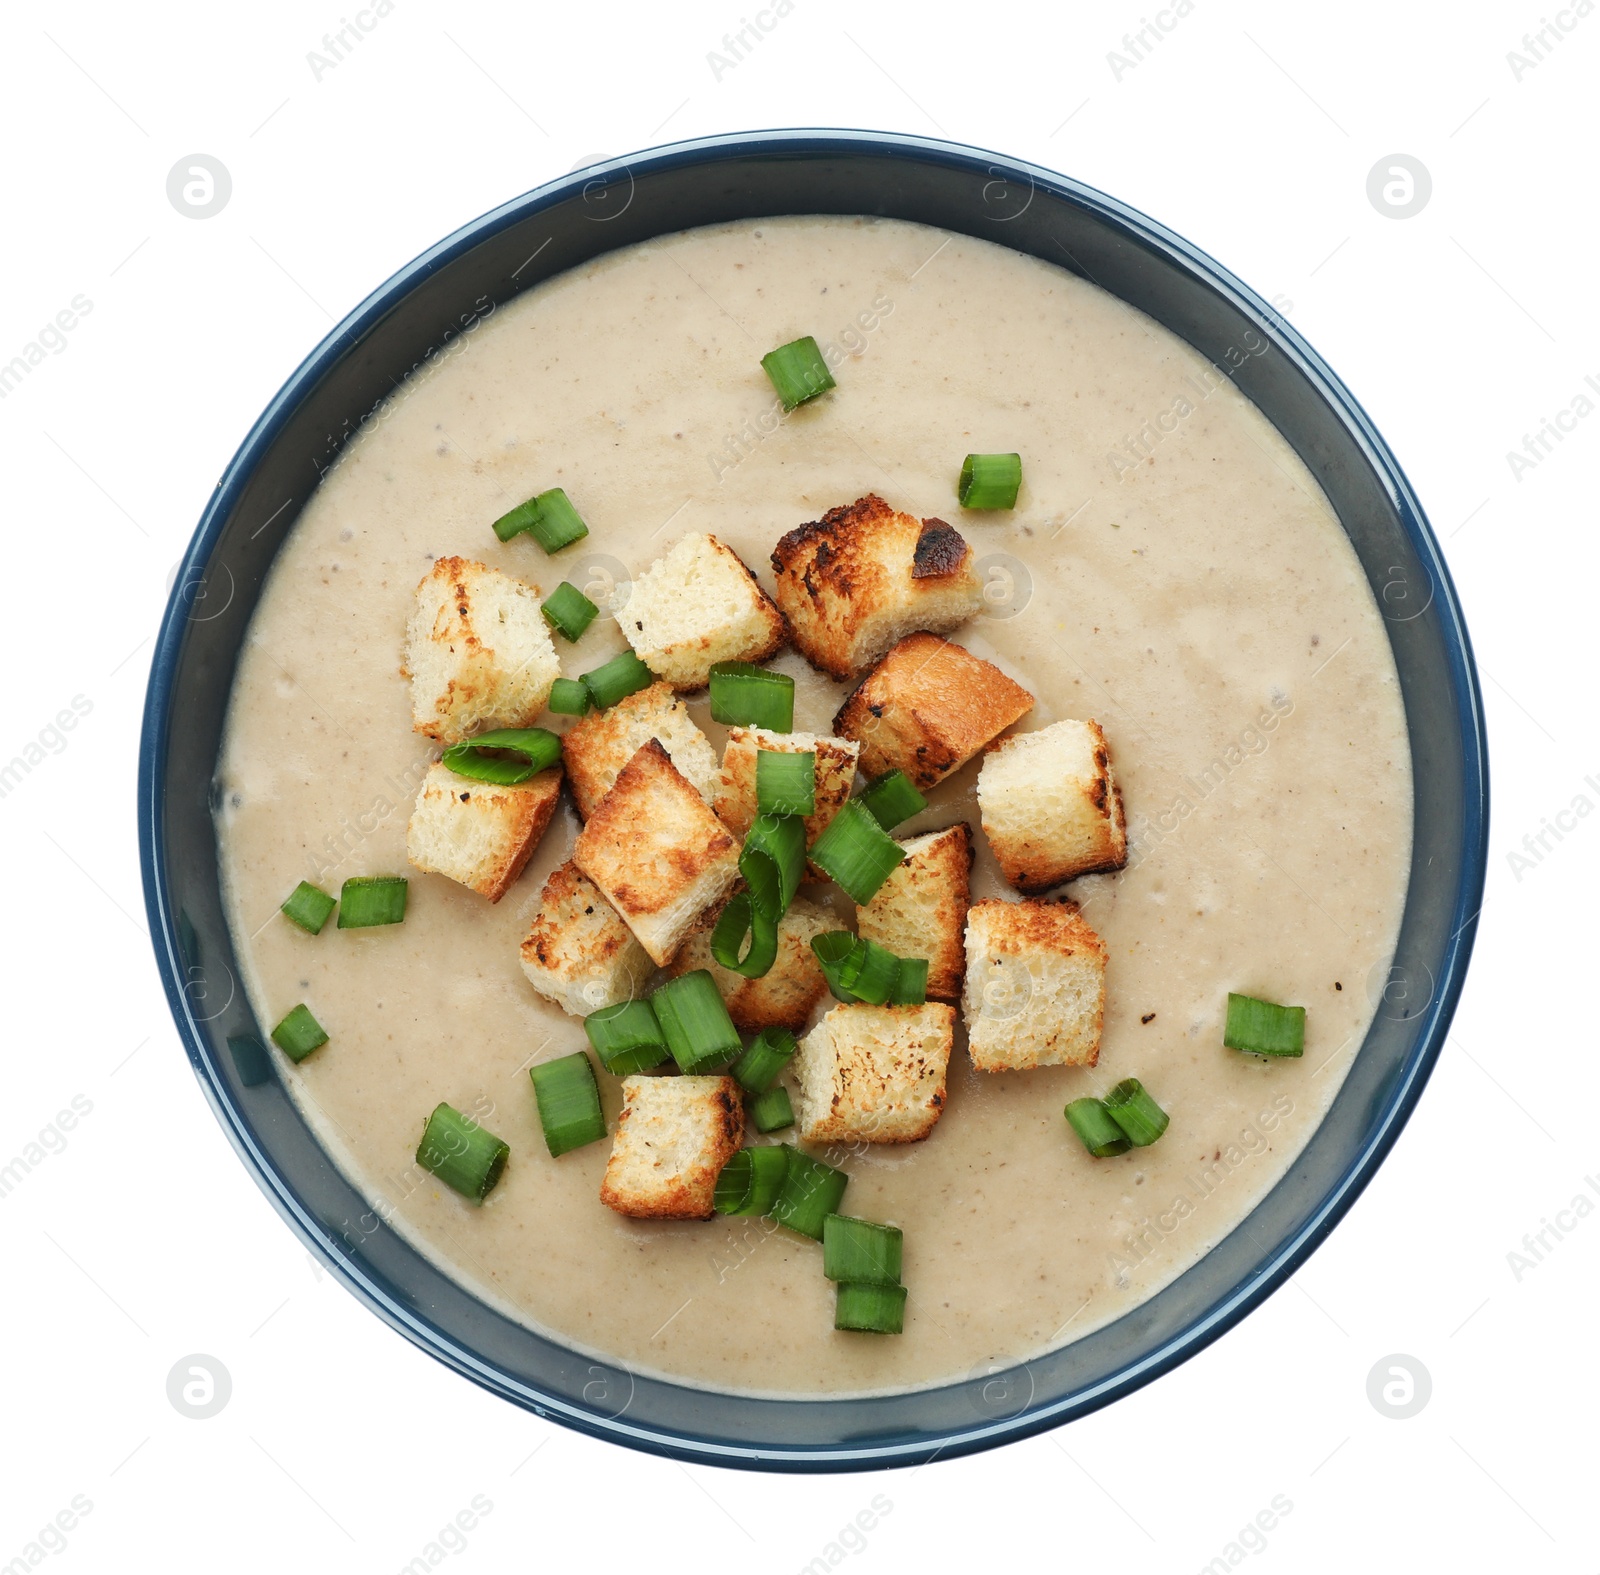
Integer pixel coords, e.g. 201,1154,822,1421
214,216,1412,1397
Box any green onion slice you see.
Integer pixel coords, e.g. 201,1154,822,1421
710,893,780,979
528,1052,607,1157
651,971,743,1073
416,1102,510,1201
712,1146,790,1216
441,727,562,786
709,662,794,731
548,677,591,716
749,1085,795,1133
889,957,929,1006
823,1214,903,1286
808,800,906,904
732,1027,797,1095
958,452,1023,510
857,769,928,831
280,881,336,935
741,812,805,921
811,931,921,1007
760,336,836,411
1224,993,1306,1057
756,749,815,817
772,1147,848,1240
1103,1077,1169,1147
1064,1097,1131,1158
834,1281,907,1334
227,1033,273,1087
271,1004,328,1063
492,486,589,552
584,999,670,1075
336,875,408,928
541,581,599,642
581,650,654,711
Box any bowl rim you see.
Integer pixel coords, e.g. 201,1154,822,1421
139,127,1489,1471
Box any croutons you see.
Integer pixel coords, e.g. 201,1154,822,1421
793,1001,955,1144
770,495,984,679
962,899,1107,1071
854,824,972,1000
668,895,835,1032
712,726,860,857
518,861,655,1017
833,632,1034,790
978,718,1127,892
561,680,718,819
573,740,741,966
405,761,561,902
405,556,561,744
599,1074,745,1220
620,532,785,689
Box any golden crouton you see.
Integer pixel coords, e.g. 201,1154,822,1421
405,556,561,744
668,895,835,1032
562,680,719,820
978,718,1127,892
962,899,1107,1071
770,494,984,679
854,823,972,1000
620,533,785,689
793,1001,955,1144
518,861,655,1017
406,761,561,902
833,632,1034,790
573,740,741,966
712,726,860,864
599,1074,745,1219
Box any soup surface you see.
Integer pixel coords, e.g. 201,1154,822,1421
215,216,1412,1396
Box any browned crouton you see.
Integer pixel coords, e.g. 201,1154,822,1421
854,823,972,1000
518,861,655,1017
406,761,562,902
561,680,718,820
712,726,860,862
668,895,834,1032
599,1075,745,1219
792,1002,955,1143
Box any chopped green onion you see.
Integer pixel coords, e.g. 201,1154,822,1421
749,1085,795,1132
1064,1097,1131,1158
732,1027,797,1095
227,1033,273,1087
889,957,929,1006
823,1215,903,1286
492,486,589,552
541,581,599,642
581,650,654,711
756,749,815,817
1224,993,1306,1057
713,1146,790,1216
708,662,794,731
808,800,906,904
710,893,779,979
772,1147,848,1240
271,1004,328,1062
811,931,914,1007
741,812,805,920
958,452,1023,510
857,770,927,831
1104,1077,1170,1147
336,875,408,928
651,971,743,1073
584,999,669,1075
280,880,336,935
441,727,561,786
548,677,591,715
416,1102,510,1201
761,336,836,411
528,1052,607,1156
834,1281,906,1334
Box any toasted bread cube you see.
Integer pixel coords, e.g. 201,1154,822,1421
978,718,1127,892
405,556,561,744
770,495,984,679
573,740,741,966
793,1001,955,1144
712,726,860,863
854,824,972,1001
518,861,655,1017
620,532,785,689
833,632,1034,790
562,680,718,820
599,1075,745,1220
668,895,835,1032
406,762,561,902
962,899,1107,1071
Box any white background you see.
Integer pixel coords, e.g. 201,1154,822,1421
0,0,1589,1568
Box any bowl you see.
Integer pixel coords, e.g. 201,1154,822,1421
138,129,1488,1471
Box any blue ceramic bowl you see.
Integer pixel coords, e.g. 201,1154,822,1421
139,130,1487,1471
